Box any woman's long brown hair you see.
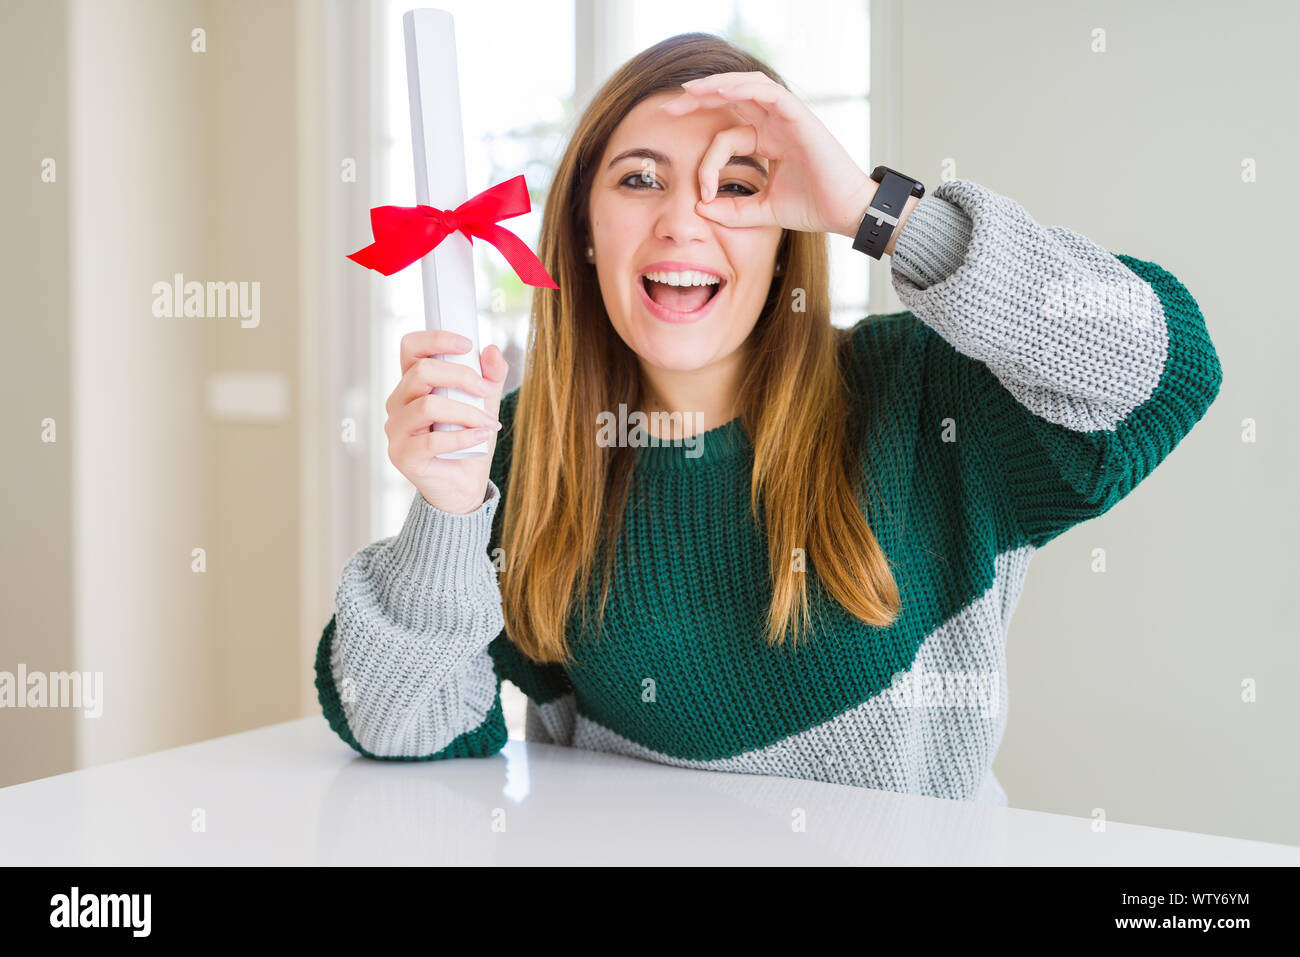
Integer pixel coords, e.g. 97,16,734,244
501,32,901,665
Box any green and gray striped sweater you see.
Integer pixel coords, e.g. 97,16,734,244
314,178,1223,805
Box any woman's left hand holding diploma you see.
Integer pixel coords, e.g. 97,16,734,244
660,72,918,249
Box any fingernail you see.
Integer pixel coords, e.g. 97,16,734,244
682,78,700,86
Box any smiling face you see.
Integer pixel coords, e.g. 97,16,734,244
586,91,784,388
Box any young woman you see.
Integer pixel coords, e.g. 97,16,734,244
315,34,1222,806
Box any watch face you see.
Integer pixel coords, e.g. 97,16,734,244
872,165,925,197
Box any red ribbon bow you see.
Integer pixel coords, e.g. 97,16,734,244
347,174,558,288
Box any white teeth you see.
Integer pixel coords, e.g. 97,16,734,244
641,270,721,287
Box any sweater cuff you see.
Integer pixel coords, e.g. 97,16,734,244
888,189,974,289
384,479,501,599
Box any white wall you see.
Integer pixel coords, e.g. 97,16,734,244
198,0,305,737
888,0,1299,844
0,0,77,787
0,0,313,781
68,0,217,766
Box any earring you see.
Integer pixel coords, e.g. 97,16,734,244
586,246,594,261
774,261,784,275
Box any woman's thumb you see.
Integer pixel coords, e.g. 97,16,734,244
480,343,509,423
697,195,768,228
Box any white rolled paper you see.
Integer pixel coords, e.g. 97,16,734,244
403,7,489,458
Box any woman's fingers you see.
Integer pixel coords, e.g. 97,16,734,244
478,344,510,423
387,355,487,416
391,423,493,473
387,391,501,438
662,71,831,232
696,189,776,228
696,123,778,229
682,70,773,95
661,89,769,123
663,96,771,154
660,90,721,116
661,72,772,113
697,124,761,202
668,73,796,120
399,328,473,376
417,425,496,458
707,79,798,121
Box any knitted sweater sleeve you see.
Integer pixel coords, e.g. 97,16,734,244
313,386,573,759
313,481,510,759
887,179,1224,548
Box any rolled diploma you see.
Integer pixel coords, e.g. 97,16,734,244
403,8,488,458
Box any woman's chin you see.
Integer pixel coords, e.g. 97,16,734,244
631,330,718,371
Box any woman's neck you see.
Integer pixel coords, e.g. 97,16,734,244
639,344,747,439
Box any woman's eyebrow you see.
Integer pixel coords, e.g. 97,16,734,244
728,155,769,179
607,147,669,170
606,147,768,180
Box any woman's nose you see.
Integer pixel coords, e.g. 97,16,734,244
653,180,711,244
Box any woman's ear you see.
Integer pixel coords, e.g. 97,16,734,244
771,231,791,279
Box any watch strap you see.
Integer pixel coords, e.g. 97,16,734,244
852,167,924,259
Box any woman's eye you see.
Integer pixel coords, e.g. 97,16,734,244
618,171,660,188
616,174,754,196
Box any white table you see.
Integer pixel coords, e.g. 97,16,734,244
1,717,1294,866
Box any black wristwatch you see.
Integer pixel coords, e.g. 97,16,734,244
851,165,925,259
